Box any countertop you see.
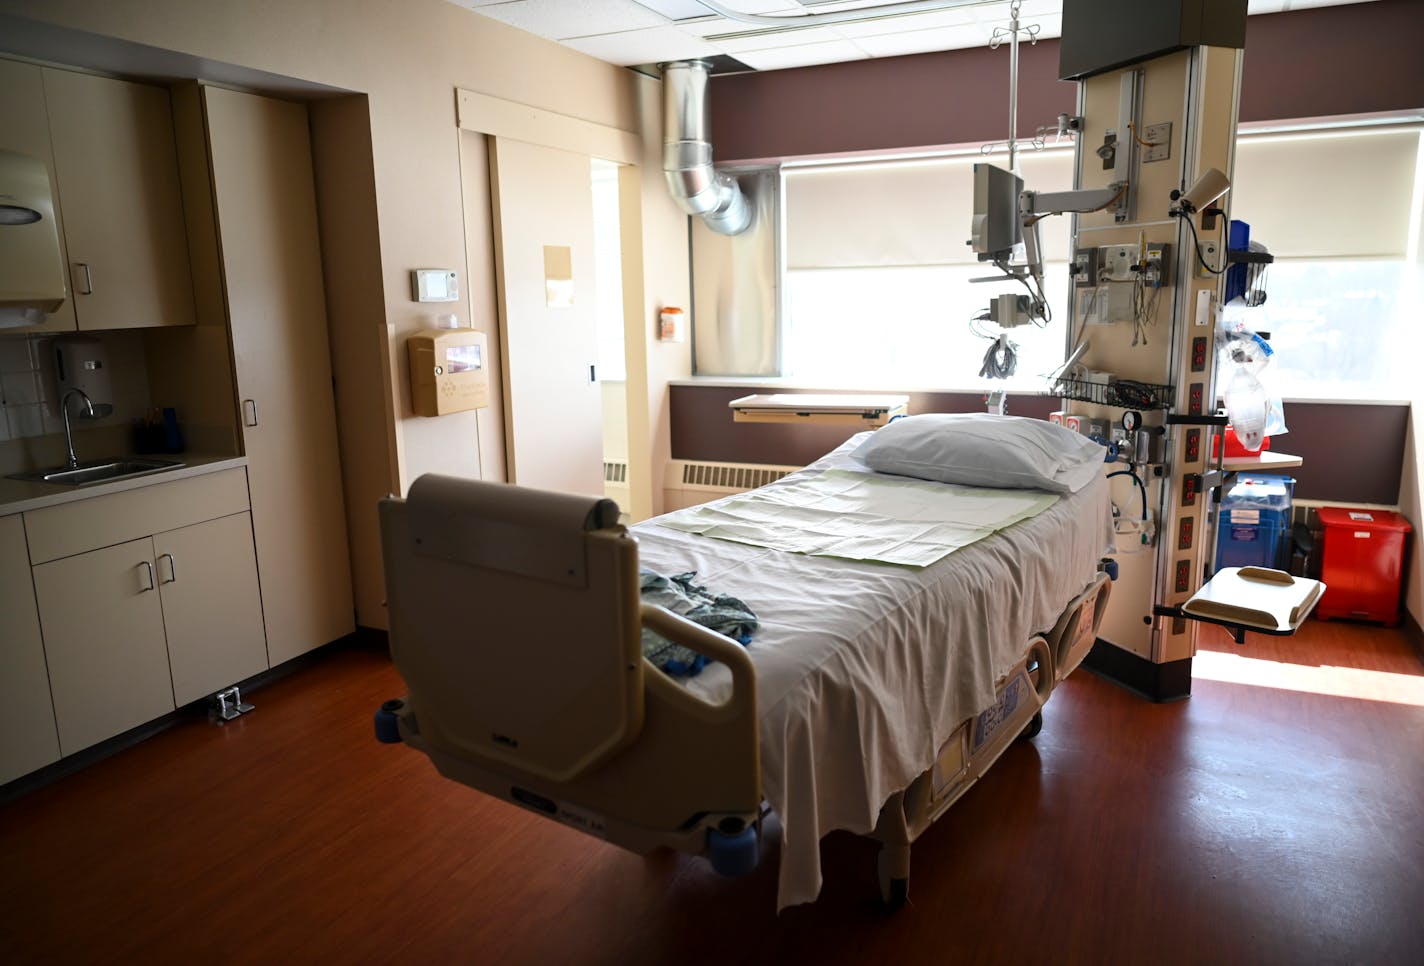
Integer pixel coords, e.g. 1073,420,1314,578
0,455,248,516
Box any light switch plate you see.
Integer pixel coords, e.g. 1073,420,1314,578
411,269,458,302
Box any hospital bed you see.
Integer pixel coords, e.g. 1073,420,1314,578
375,436,1114,910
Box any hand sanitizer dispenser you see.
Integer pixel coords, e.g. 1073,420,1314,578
54,337,114,417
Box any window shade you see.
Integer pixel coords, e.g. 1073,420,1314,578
1232,129,1420,258
785,150,1074,270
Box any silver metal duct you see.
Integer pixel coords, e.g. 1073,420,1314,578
661,60,752,236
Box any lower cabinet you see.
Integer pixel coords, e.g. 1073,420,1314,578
156,513,266,706
33,537,177,755
0,514,61,785
22,468,269,759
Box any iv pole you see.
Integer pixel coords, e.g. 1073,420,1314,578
988,0,1040,172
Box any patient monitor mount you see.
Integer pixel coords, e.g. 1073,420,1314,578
973,172,1125,327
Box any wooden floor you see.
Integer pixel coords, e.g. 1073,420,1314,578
3,620,1422,964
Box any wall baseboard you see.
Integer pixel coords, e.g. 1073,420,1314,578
1,628,383,806
1403,612,1424,667
1082,639,1193,703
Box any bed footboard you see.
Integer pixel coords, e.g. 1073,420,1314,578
375,476,763,876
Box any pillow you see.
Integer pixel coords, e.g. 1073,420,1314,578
853,413,1104,493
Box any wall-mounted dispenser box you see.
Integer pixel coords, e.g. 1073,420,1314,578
408,328,489,416
54,336,114,417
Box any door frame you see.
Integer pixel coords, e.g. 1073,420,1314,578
456,89,652,519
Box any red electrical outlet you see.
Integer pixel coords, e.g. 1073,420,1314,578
1175,559,1192,593
1182,474,1198,506
1192,336,1208,372
1178,517,1194,550
1189,382,1204,415
1185,429,1201,462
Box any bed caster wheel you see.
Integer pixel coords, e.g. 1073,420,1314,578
1018,711,1043,742
707,821,758,877
877,847,910,910
374,700,404,744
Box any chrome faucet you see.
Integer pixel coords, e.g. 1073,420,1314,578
60,388,95,470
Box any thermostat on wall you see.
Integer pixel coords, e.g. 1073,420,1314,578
411,268,459,302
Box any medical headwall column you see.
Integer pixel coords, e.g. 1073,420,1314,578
1059,0,1247,700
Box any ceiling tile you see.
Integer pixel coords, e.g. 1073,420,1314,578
851,21,993,56
830,7,982,39
711,24,845,52
475,0,668,40
734,38,869,69
1284,0,1379,8
563,25,722,64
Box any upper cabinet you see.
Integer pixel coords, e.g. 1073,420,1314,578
0,59,196,333
42,68,196,330
0,58,76,334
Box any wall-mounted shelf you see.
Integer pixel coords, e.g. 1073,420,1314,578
729,393,909,427
1049,377,1174,411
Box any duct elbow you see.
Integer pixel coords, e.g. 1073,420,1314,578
661,59,752,236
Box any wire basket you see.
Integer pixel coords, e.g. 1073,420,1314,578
1050,377,1174,410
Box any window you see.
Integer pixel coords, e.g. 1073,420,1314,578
781,149,1074,392
1227,125,1423,401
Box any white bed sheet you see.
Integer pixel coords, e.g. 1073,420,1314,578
634,434,1114,910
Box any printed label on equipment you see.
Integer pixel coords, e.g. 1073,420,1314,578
1355,531,1372,539
1349,512,1374,522
1230,509,1261,524
556,804,608,839
972,675,1022,752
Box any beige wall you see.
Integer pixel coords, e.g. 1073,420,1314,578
1401,406,1422,626
1,0,691,625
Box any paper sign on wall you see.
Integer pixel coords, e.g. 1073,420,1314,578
544,245,573,308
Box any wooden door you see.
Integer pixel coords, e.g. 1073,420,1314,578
33,537,174,755
489,137,603,496
204,86,354,666
41,68,195,330
0,514,60,783
155,512,268,706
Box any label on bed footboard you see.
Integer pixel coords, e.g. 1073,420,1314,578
555,803,608,839
972,675,1023,753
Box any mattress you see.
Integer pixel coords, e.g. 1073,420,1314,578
634,434,1114,909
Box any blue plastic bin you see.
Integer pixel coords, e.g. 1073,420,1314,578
1215,474,1294,571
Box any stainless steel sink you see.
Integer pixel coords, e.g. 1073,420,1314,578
8,457,185,487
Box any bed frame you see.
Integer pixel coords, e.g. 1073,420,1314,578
376,473,1111,905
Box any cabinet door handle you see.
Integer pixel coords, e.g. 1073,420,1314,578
139,560,155,592
243,398,259,427
73,262,93,295
158,553,177,584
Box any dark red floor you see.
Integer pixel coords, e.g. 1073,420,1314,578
2,619,1421,964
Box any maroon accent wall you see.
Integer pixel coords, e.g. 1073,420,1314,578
670,387,1054,467
1240,1,1424,124
711,41,1073,163
671,388,1408,507
1276,402,1408,506
710,1,1424,163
